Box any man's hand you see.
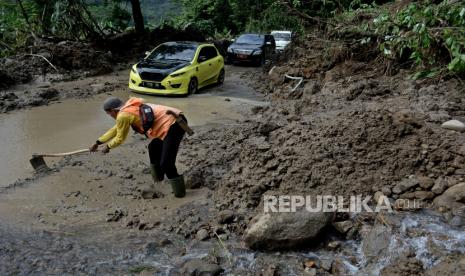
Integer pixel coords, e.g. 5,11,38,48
101,145,110,154
89,143,99,152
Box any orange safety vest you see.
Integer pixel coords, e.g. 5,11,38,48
120,97,181,140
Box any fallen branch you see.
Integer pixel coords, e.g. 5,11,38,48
284,74,304,92
23,54,59,72
0,40,13,51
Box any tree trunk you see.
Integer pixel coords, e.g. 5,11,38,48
129,0,145,33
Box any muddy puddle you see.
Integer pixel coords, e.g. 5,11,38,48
0,68,264,187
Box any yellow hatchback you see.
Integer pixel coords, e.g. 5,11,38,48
129,41,225,95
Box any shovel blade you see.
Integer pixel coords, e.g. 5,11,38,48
30,156,50,172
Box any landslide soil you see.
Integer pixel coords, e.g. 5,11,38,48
1,27,465,275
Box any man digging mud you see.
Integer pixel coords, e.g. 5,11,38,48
89,97,192,199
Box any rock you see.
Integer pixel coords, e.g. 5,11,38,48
418,176,435,189
320,259,333,271
181,259,223,276
331,258,351,275
433,183,465,213
244,210,333,250
414,191,435,200
432,177,448,194
39,88,58,100
333,220,353,234
381,187,392,196
304,267,317,276
217,210,235,224
327,240,341,250
441,119,465,132
362,225,391,262
195,228,209,241
400,192,415,199
393,178,419,194
381,257,425,275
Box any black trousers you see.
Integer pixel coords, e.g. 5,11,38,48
148,120,185,180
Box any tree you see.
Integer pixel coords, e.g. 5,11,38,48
129,0,144,32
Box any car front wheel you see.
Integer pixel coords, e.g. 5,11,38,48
217,69,225,85
187,78,198,95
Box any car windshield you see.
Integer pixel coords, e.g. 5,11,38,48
147,44,197,62
235,34,264,45
272,33,291,41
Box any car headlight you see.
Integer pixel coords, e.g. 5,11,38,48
227,47,234,53
252,49,262,55
170,72,186,78
131,67,138,74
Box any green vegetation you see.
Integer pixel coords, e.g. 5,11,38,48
1,0,463,77
373,0,465,76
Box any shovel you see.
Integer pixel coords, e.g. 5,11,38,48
30,149,89,172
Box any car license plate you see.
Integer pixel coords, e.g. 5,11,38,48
237,54,247,59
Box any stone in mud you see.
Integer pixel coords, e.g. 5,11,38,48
217,210,235,224
441,119,465,132
393,178,419,194
362,225,391,262
195,228,209,241
414,191,435,200
181,259,223,276
381,187,392,196
331,258,352,275
425,254,465,276
431,177,448,195
333,220,353,234
380,257,425,276
418,176,435,189
39,88,58,99
243,210,333,250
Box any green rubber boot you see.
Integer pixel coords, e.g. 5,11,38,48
169,175,186,198
150,164,164,182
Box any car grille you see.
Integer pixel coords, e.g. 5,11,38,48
140,72,165,82
140,81,166,90
234,49,253,55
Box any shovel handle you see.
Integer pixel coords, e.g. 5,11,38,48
35,149,90,158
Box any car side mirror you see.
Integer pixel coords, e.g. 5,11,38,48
198,55,208,63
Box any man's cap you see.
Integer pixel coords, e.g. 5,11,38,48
103,97,123,111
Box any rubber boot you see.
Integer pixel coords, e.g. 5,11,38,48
169,175,186,198
150,164,164,182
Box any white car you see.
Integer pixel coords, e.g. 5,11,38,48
270,30,292,52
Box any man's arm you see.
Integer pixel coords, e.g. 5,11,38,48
106,114,132,149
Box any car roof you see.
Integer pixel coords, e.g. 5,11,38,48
159,41,216,48
239,33,266,37
161,41,201,47
271,30,292,34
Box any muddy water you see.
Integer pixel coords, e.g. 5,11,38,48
0,71,264,187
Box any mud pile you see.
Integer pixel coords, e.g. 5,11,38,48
178,32,465,235
1,39,114,89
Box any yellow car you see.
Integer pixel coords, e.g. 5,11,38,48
129,41,225,95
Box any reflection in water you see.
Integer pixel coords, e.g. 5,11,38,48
0,90,263,187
